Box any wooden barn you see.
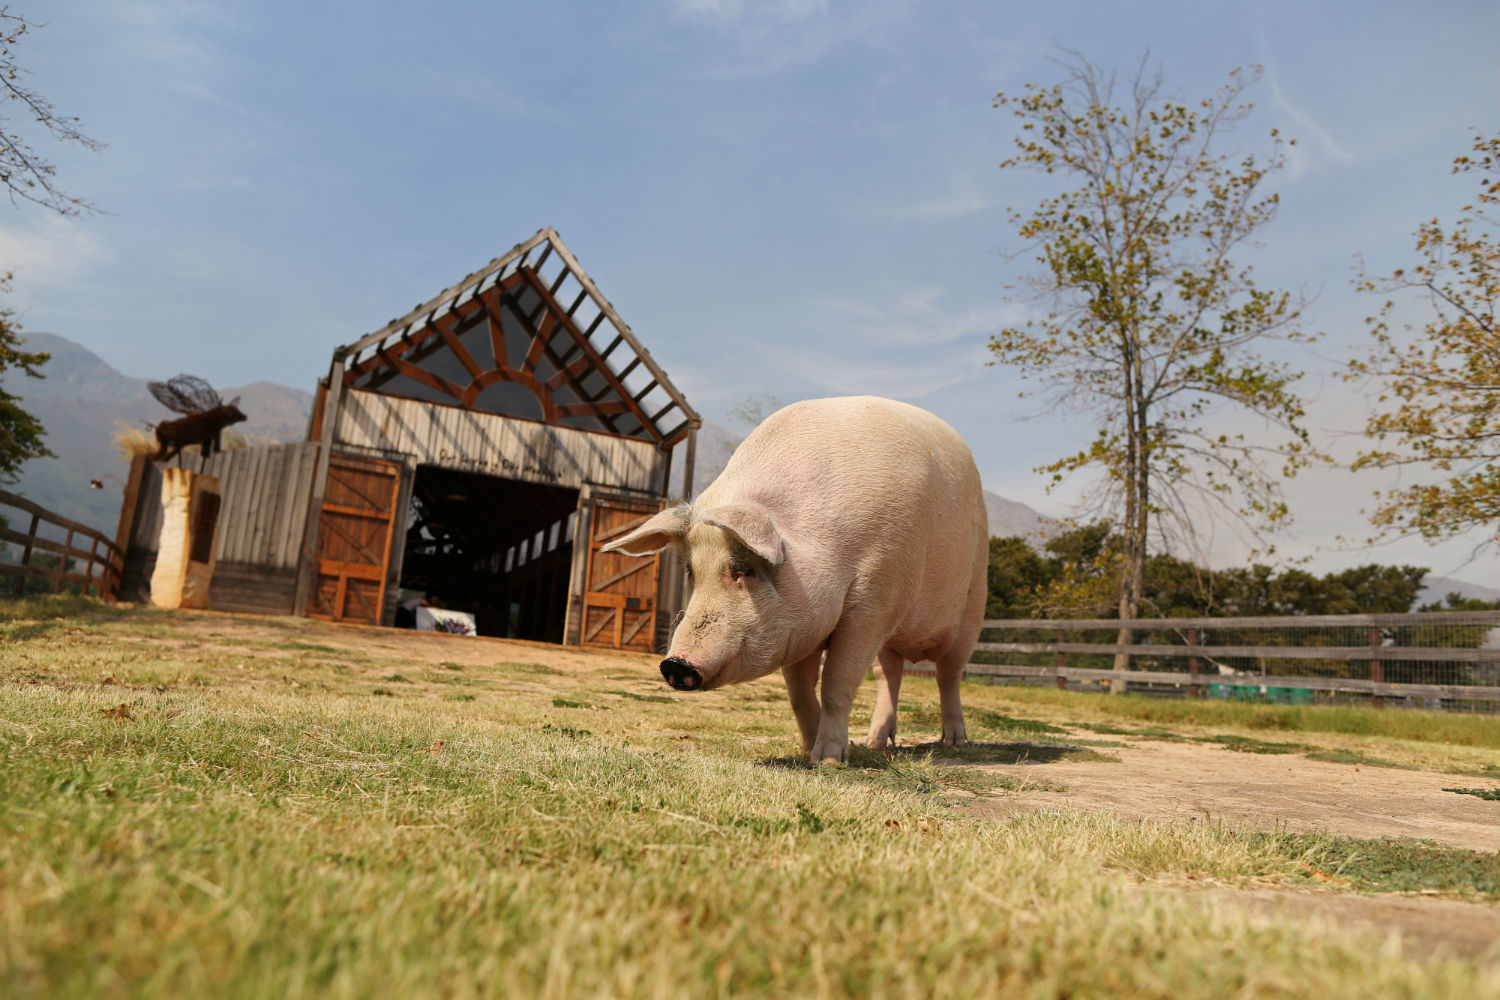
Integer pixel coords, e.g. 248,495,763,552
115,229,701,654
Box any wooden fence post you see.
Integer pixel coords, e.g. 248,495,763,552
1055,627,1067,691
87,536,100,597
1369,626,1385,709
54,527,74,594
1188,627,1201,699
16,511,38,596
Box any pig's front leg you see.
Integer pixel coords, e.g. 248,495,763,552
781,651,823,753
810,628,884,763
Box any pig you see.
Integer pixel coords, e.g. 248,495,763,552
602,395,989,763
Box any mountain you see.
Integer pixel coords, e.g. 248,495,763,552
984,491,1056,541
5,333,313,534
1418,576,1500,608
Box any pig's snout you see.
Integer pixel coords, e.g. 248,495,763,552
660,657,703,691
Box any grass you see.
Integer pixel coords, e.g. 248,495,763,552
1303,748,1407,768
1443,786,1500,802
495,661,561,675
1279,834,1500,895
1075,721,1191,741
1201,734,1309,754
2,595,1498,999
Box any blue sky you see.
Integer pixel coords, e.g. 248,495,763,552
6,0,1499,580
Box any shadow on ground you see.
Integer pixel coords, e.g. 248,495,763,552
759,740,1116,770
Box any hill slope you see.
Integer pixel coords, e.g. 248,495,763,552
5,333,313,532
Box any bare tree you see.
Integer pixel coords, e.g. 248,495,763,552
0,7,102,214
0,7,103,485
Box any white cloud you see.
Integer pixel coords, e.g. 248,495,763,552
673,0,827,26
860,181,997,223
0,215,110,292
1266,65,1354,169
817,285,1028,348
753,337,992,401
670,0,909,77
106,0,247,110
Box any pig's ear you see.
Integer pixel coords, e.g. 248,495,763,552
700,503,785,568
600,505,690,556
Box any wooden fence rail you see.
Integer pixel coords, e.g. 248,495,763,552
0,489,124,599
934,612,1500,709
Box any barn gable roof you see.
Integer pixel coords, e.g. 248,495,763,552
331,228,699,447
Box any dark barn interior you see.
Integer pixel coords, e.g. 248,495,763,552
399,466,579,642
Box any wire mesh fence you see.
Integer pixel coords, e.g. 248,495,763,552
964,612,1500,713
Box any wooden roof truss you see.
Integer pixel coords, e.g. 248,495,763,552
333,228,699,447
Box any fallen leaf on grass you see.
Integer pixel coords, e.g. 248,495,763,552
423,740,445,754
101,704,132,721
1297,863,1353,886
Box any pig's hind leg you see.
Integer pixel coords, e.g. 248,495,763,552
935,647,969,748
935,561,987,747
866,647,905,750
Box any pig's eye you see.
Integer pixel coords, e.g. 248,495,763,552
729,561,754,583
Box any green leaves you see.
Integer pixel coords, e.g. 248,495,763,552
0,282,54,484
1344,132,1500,545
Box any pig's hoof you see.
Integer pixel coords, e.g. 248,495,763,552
809,736,848,764
941,724,967,748
867,720,896,750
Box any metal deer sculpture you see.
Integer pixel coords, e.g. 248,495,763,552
147,375,248,462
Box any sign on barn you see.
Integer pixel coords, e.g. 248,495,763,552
114,229,700,654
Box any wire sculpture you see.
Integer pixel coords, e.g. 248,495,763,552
147,374,247,462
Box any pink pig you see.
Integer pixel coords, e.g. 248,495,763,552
603,396,989,762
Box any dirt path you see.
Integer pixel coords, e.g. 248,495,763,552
970,737,1499,852
965,738,1500,962
1154,886,1500,964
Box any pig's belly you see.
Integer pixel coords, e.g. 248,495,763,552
885,627,956,665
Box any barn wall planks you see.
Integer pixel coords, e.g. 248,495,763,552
209,563,299,616
335,389,666,493
119,443,320,610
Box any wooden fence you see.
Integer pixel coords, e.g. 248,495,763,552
943,612,1500,710
0,489,124,599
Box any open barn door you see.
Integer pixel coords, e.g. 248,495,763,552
306,453,402,625
566,487,668,653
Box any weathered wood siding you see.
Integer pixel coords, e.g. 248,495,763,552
334,389,666,493
119,443,321,613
